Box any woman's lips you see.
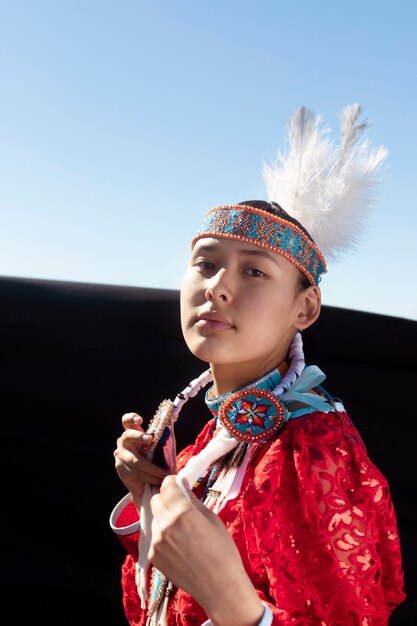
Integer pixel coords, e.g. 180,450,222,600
196,318,234,332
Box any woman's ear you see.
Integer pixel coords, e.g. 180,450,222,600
294,285,321,330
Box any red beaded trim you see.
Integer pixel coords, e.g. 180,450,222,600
218,388,285,443
143,399,174,452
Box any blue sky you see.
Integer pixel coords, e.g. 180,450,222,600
0,0,416,320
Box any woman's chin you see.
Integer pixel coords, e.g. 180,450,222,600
187,343,235,367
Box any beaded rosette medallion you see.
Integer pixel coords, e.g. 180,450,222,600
218,388,286,442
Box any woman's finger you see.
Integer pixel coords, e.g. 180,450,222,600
118,427,153,450
155,475,193,513
115,441,168,477
122,412,144,430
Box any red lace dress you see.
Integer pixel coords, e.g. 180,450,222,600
112,409,406,625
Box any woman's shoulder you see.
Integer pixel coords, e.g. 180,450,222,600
279,408,360,445
251,408,369,474
247,407,392,505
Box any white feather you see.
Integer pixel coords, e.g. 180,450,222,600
262,104,388,262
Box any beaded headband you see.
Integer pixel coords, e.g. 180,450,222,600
191,204,327,286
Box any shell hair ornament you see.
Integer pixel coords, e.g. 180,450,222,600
134,103,388,625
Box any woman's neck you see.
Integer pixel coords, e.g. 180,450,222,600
210,359,289,396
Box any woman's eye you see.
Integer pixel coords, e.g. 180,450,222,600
196,260,215,271
246,268,265,277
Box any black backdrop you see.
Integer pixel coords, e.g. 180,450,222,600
1,275,416,625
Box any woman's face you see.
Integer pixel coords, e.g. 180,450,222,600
180,237,318,391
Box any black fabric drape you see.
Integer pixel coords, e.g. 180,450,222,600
1,276,415,625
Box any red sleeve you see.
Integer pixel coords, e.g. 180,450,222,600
242,411,406,625
113,500,140,560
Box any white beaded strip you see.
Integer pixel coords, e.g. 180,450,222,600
273,332,305,397
172,369,213,418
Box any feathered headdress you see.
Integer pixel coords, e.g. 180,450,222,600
262,103,388,262
192,104,387,285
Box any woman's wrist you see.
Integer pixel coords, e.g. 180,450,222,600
203,574,264,626
130,492,143,512
201,603,272,626
208,602,264,626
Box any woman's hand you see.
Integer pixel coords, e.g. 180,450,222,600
149,475,264,626
113,412,169,510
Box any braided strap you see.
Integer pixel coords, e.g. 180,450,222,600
273,332,305,397
172,369,213,417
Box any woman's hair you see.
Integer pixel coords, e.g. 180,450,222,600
237,200,313,292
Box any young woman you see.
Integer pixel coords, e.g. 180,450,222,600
111,107,406,626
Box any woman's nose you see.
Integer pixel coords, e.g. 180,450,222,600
205,268,233,303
